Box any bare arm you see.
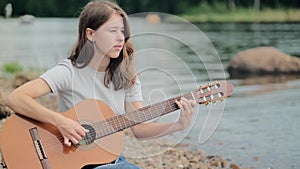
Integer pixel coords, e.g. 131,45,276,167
6,78,58,123
5,78,87,146
126,97,196,139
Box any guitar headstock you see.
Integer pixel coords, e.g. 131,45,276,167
192,80,233,105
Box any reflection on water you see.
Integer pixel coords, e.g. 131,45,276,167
1,18,300,169
236,74,300,86
233,75,300,97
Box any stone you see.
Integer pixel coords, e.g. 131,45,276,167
220,159,227,168
210,160,219,167
227,46,300,78
230,163,240,169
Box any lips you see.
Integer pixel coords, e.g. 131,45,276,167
113,44,123,50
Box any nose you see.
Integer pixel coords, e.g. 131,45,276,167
117,30,125,42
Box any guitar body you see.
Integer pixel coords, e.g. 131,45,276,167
0,99,123,169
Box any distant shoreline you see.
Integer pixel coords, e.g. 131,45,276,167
179,9,300,23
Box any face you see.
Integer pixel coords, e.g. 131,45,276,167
88,14,125,59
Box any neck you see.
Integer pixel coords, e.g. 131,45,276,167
88,55,110,72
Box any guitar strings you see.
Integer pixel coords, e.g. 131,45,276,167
41,90,223,151
41,102,180,152
42,97,180,150
26,83,228,159
41,95,185,150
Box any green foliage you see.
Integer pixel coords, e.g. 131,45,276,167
0,0,299,17
186,1,228,15
27,66,45,75
181,8,300,23
0,0,89,17
2,62,23,75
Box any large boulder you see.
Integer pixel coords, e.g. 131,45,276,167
227,46,300,78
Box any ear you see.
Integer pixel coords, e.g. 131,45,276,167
86,28,95,41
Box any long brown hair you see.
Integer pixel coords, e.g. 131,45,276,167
68,0,136,90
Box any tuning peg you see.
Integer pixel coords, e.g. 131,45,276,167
214,81,220,89
198,86,204,92
207,86,211,91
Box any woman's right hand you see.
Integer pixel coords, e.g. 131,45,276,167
54,115,89,146
5,78,89,147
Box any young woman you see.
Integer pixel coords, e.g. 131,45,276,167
5,1,196,168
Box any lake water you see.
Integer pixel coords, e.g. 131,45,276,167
0,16,300,169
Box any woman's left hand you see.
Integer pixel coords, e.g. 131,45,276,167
175,97,196,130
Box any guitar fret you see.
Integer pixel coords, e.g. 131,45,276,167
148,105,154,120
126,113,136,127
109,118,118,131
131,111,139,124
114,118,120,131
158,102,164,117
141,108,148,122
153,104,159,119
121,115,127,130
106,118,115,133
101,121,112,137
161,102,169,116
94,121,104,138
118,116,125,131
125,113,133,126
115,117,122,131
109,118,116,132
166,99,173,114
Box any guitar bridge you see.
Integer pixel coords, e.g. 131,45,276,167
29,127,51,169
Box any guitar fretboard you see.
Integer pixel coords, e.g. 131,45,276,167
93,92,194,139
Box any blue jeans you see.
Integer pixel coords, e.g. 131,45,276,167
92,155,140,169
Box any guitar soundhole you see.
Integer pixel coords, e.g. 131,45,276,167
80,124,96,145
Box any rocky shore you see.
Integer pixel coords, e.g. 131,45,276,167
0,74,248,169
126,142,246,169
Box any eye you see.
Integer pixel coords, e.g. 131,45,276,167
110,29,117,32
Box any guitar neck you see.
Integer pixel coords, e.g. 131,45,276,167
94,92,194,139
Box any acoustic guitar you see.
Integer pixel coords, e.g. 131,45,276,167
0,80,233,169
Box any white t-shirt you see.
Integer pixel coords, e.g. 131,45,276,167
40,59,143,114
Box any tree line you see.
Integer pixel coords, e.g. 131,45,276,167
1,0,299,17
